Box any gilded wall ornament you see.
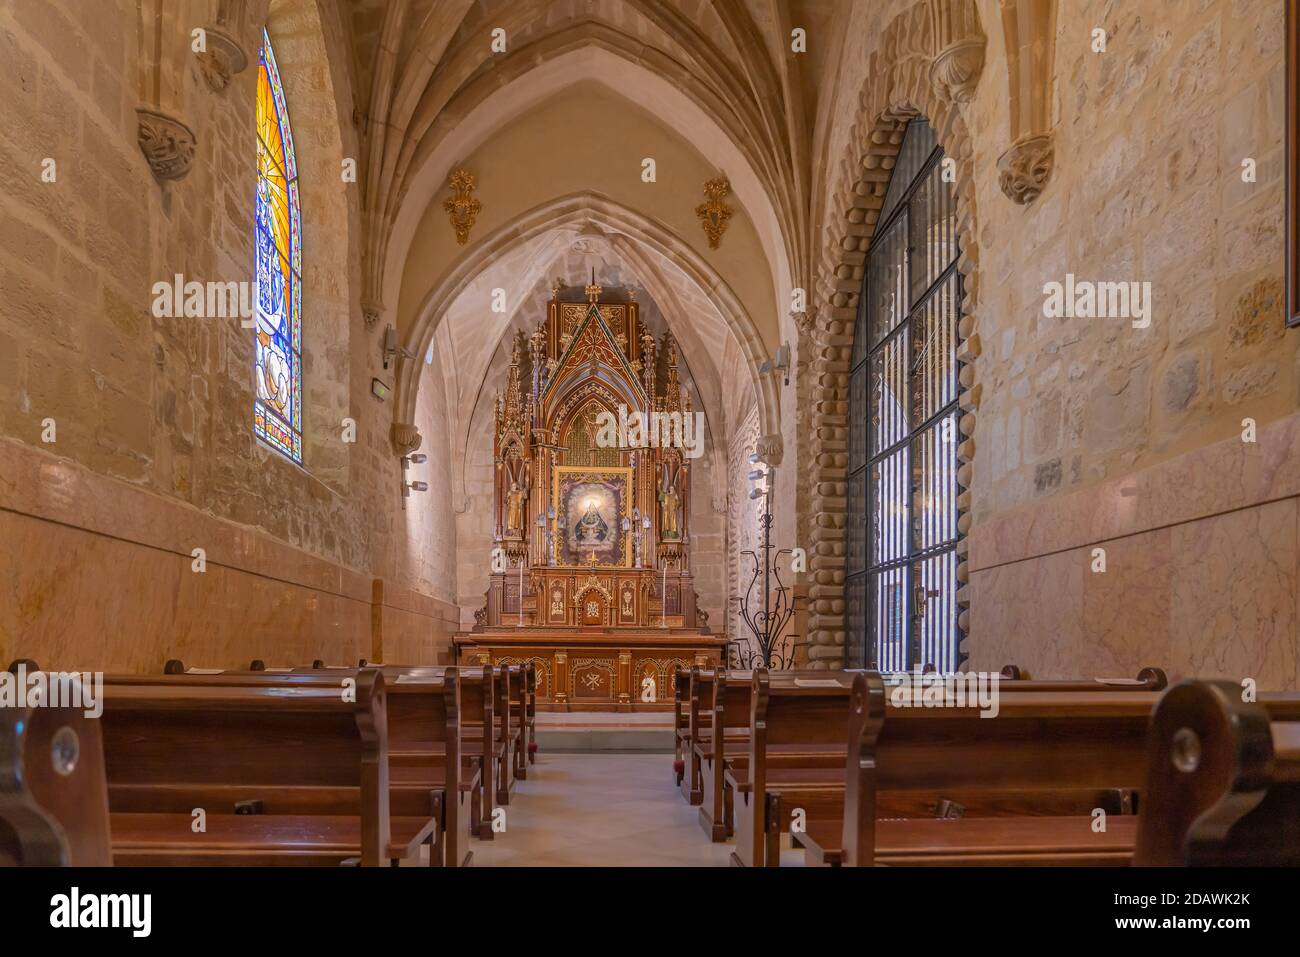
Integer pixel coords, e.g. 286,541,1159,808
442,169,482,245
136,108,197,181
695,177,733,249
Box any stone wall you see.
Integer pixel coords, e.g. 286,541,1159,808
0,0,459,669
809,0,1298,685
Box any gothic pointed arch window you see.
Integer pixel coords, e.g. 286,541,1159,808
846,118,962,673
253,28,303,462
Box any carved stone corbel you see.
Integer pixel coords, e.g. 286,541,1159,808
997,133,1054,205
996,0,1057,204
135,108,197,181
195,26,249,93
755,433,784,467
391,422,423,457
362,299,384,329
929,0,986,103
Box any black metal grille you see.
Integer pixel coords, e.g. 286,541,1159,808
845,118,963,673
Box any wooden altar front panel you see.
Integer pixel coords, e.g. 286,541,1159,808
453,629,727,711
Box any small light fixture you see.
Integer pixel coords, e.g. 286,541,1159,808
402,452,427,470
382,325,414,371
759,343,792,386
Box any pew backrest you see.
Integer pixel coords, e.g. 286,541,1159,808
1134,681,1300,866
0,692,112,866
101,669,391,865
843,673,1159,865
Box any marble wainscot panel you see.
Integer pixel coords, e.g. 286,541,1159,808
0,438,441,673
372,578,461,666
967,413,1300,689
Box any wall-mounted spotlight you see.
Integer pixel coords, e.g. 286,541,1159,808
401,451,429,506
748,452,772,501
759,342,792,386
383,324,415,371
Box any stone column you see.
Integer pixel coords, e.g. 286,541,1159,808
996,0,1058,204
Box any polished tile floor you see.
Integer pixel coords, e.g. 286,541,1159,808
471,752,739,867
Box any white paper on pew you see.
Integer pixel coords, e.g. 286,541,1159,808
186,668,224,675
1094,677,1144,685
265,668,293,673
793,678,847,688
396,673,429,683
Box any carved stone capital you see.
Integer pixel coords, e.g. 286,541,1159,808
791,309,815,338
136,108,196,182
362,299,385,329
391,422,423,457
997,133,1054,205
755,433,784,466
196,27,248,93
931,36,985,103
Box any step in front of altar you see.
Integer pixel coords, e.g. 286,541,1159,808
534,712,675,753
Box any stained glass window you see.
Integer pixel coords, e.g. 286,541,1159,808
846,118,963,673
253,29,303,462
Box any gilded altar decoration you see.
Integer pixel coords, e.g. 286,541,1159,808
695,177,733,249
555,467,629,566
506,481,525,531
442,168,481,244
640,668,657,703
660,474,680,540
457,278,726,708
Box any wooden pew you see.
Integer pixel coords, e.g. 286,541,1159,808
783,672,1156,867
700,665,1164,842
158,660,495,856
101,668,442,866
673,668,691,787
354,658,519,808
1135,680,1300,865
524,661,539,766
729,670,857,865
976,666,1168,693
679,666,726,805
0,663,112,865
505,663,534,781
698,668,755,840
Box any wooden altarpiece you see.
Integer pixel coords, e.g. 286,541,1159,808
454,277,725,710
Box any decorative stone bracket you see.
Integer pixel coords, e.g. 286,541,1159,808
136,108,197,181
755,433,784,466
362,299,385,330
391,422,423,457
928,0,986,103
195,26,249,93
997,133,1054,205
